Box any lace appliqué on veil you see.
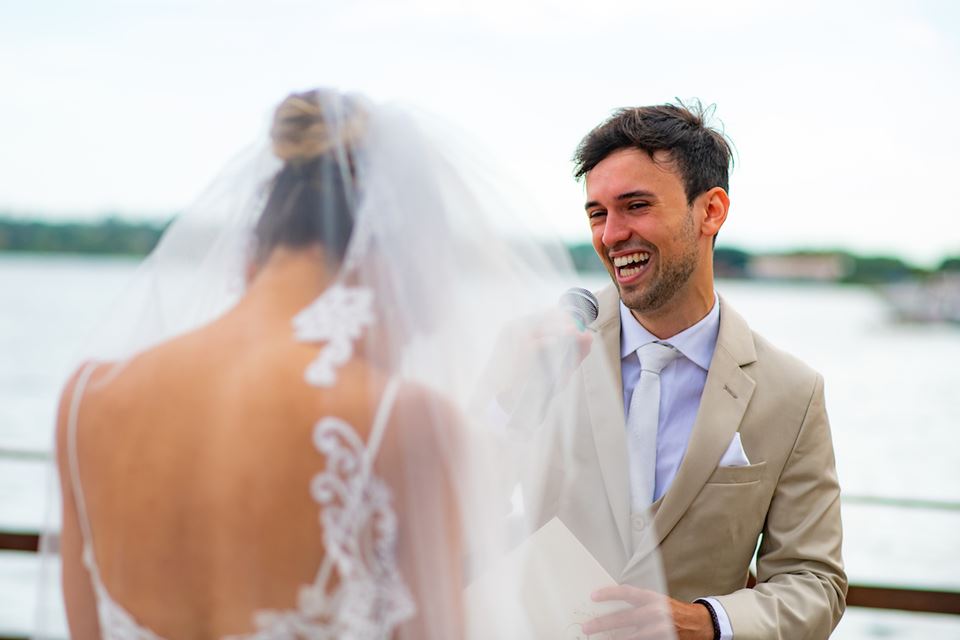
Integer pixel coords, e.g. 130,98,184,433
293,284,375,388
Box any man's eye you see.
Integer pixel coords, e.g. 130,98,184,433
588,210,606,219
628,202,649,210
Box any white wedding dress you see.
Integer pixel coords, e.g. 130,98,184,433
65,284,415,640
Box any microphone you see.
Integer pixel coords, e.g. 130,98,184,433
509,288,597,421
549,287,598,387
559,287,599,331
495,287,600,425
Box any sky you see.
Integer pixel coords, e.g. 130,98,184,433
2,0,959,266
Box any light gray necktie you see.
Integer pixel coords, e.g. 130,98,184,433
626,341,681,512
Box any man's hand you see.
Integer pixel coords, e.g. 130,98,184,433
581,585,715,640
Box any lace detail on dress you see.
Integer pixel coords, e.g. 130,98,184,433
72,293,414,640
238,382,415,639
293,284,375,388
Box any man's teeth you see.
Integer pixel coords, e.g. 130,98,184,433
612,252,651,268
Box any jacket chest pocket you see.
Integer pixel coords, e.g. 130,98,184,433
661,461,771,590
705,460,766,485
683,462,769,554
697,461,770,537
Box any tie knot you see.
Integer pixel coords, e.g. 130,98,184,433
636,341,680,374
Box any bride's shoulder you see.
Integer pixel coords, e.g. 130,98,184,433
54,360,119,467
52,335,207,444
55,341,181,412
56,360,117,413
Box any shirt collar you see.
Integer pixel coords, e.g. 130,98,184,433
619,292,720,371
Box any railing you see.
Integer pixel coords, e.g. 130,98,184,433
740,568,960,616
0,531,39,553
2,481,958,638
847,584,960,615
4,530,960,614
839,493,960,613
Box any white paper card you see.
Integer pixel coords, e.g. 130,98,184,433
465,517,627,639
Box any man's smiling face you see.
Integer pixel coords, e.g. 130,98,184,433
585,147,704,318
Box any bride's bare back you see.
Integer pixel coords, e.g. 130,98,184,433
57,250,462,639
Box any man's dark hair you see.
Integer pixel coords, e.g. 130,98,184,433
573,100,733,204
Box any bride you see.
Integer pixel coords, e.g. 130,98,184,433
48,89,571,639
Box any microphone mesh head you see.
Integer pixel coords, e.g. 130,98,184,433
559,287,599,326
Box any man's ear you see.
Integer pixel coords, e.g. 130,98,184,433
699,187,729,240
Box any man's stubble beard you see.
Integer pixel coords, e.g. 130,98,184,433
616,210,700,315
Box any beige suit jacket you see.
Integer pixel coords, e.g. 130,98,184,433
518,286,846,639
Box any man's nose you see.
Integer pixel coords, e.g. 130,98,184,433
601,210,630,247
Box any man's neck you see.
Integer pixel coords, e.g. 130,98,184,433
629,282,716,339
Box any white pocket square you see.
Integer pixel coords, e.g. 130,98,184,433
719,432,751,467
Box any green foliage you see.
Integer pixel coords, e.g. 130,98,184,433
567,242,605,272
0,215,954,285
0,216,169,255
713,246,750,277
939,255,960,272
841,254,919,284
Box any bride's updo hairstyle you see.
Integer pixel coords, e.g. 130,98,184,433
252,89,368,267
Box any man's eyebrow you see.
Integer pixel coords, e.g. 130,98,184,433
584,191,657,211
616,190,656,200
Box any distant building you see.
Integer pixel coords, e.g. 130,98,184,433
747,253,853,282
884,272,960,324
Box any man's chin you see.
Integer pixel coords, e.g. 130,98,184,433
617,286,650,312
618,279,675,316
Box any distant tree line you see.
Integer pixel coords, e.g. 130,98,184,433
571,242,960,284
711,247,960,284
2,216,957,284
0,216,169,255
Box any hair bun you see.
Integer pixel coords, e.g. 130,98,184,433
270,90,367,164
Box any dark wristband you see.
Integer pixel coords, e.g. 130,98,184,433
695,599,721,640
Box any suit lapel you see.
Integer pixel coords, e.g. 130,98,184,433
621,297,758,576
583,286,632,555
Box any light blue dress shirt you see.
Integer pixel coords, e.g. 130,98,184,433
619,293,733,639
619,294,719,501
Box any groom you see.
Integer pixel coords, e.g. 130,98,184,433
519,103,846,639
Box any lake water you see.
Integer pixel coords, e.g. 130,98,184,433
1,254,959,637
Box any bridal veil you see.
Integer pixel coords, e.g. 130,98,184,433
32,89,674,639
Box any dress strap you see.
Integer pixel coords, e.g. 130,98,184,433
306,375,404,595
65,362,99,557
365,376,401,464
